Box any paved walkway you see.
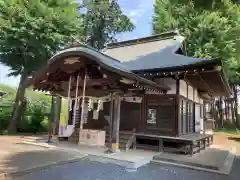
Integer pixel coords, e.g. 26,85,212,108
1,133,239,179
15,157,240,180
0,136,86,179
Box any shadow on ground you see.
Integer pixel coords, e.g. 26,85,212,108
1,149,85,179
228,155,240,180
12,155,240,180
228,137,240,142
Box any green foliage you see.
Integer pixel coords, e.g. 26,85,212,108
153,0,240,84
0,84,51,104
0,84,51,133
83,0,135,50
0,106,11,133
0,0,83,75
18,97,51,133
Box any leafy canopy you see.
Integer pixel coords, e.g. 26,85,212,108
0,0,83,76
153,0,240,84
83,0,135,50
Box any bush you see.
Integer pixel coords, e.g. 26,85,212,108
0,106,11,134
0,98,51,133
17,99,50,133
0,85,52,133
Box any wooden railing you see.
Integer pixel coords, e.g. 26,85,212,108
126,128,136,151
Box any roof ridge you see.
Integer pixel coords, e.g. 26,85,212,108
106,31,177,49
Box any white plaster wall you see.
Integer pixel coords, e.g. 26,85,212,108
194,89,200,103
179,80,187,97
179,80,205,133
195,104,202,132
188,85,194,101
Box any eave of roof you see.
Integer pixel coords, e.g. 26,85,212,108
120,38,219,72
29,45,170,92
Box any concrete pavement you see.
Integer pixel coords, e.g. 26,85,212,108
152,147,235,174
14,157,240,180
0,136,86,179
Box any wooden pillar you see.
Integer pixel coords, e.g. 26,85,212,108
111,93,121,152
175,78,180,136
48,95,61,142
54,95,62,135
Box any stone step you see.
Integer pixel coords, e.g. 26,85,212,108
136,144,158,151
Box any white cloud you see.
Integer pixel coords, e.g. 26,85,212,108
120,0,155,25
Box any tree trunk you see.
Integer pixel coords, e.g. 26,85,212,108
7,72,28,134
233,85,240,129
219,97,224,128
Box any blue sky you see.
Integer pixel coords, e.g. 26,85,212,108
0,0,155,87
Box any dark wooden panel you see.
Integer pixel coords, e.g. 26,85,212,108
144,94,176,136
120,102,141,131
81,100,141,131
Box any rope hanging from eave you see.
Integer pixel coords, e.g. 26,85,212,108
67,76,72,111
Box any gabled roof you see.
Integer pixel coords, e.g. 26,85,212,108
104,32,177,63
122,44,218,72
51,45,170,91
104,32,219,72
104,33,231,97
29,44,170,93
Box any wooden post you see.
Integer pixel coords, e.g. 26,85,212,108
80,73,87,130
78,73,88,145
47,95,61,143
111,93,121,152
54,95,62,136
109,94,114,147
175,78,180,136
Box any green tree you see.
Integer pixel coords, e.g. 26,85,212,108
82,0,134,50
153,0,240,82
153,0,240,128
0,0,83,133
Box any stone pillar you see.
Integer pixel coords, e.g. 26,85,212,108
111,93,121,152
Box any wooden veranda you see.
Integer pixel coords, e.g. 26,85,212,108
134,132,213,155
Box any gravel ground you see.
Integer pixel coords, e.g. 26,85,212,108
15,156,240,180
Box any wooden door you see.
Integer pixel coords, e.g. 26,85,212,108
145,95,175,135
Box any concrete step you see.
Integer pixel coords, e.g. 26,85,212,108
136,144,158,151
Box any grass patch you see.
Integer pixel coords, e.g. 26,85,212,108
214,128,240,138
